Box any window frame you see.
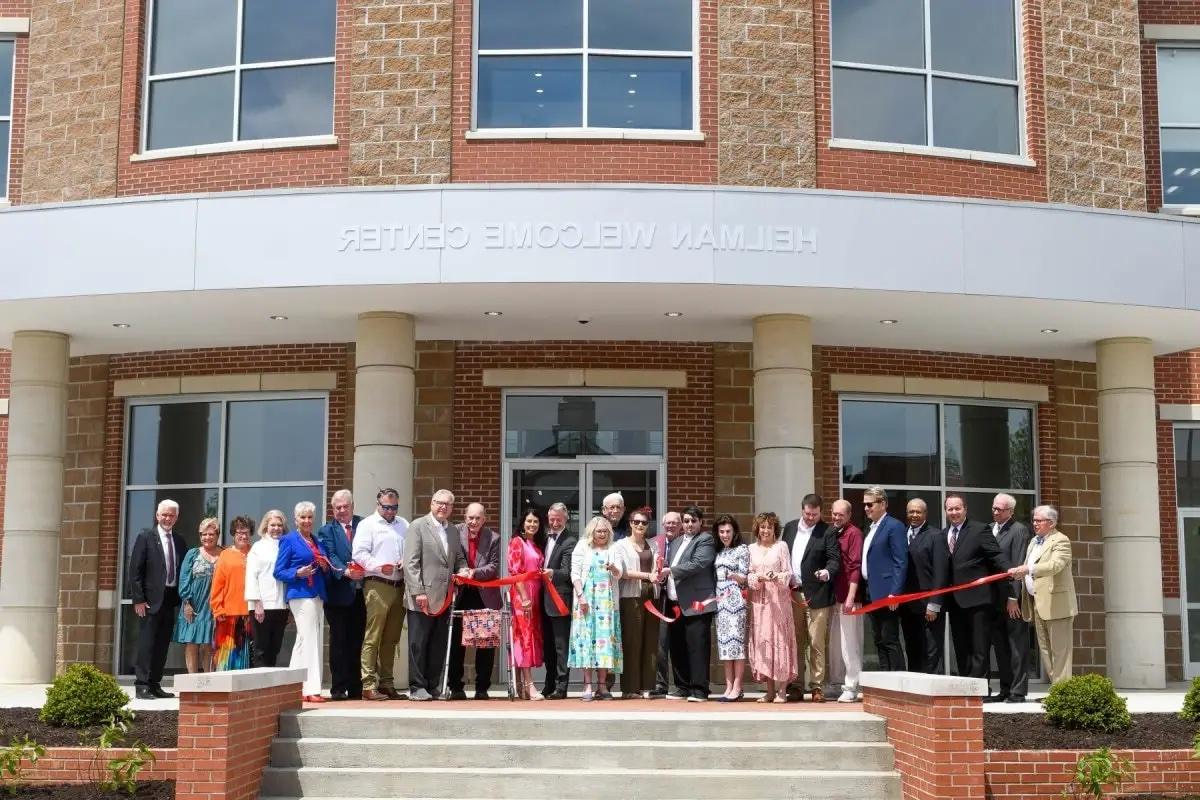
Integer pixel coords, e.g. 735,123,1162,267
1156,42,1200,212
827,0,1029,162
1,36,14,201
113,390,329,676
138,0,337,155
469,0,702,138
1174,422,1200,677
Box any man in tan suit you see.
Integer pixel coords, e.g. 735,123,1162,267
1008,505,1076,685
404,489,469,701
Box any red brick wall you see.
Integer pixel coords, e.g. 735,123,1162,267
449,0,718,183
22,747,176,784
984,748,1200,798
113,0,352,197
453,341,714,519
99,345,353,592
3,33,28,204
812,0,1048,202
1139,1,1200,211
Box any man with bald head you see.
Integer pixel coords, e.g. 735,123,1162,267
649,511,683,698
899,498,949,673
826,500,864,702
446,503,501,700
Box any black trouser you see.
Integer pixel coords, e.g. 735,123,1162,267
949,602,992,678
408,608,451,695
135,587,179,689
991,603,1032,697
326,590,367,697
540,612,572,693
868,607,905,671
251,609,289,667
654,598,682,692
667,602,712,698
447,587,496,694
900,602,946,674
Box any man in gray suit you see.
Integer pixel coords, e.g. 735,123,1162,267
657,505,717,702
404,489,469,701
445,503,501,700
989,493,1033,703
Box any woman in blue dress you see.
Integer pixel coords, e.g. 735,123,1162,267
173,517,223,673
713,514,749,702
568,516,623,701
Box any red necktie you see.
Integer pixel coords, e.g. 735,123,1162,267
344,523,352,544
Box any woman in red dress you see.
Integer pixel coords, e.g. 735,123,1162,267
509,509,547,700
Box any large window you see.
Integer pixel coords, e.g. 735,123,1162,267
473,0,696,132
1,38,13,199
117,394,327,674
1157,46,1200,207
504,393,665,458
141,0,336,151
840,397,1037,529
830,0,1023,156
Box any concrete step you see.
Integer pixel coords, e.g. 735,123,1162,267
277,709,888,743
260,766,903,800
269,737,895,771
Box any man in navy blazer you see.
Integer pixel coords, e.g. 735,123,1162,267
861,487,908,671
317,489,364,700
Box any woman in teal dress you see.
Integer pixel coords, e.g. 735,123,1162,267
173,517,222,673
568,516,623,701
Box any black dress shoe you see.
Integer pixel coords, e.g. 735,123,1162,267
474,691,490,700
547,690,568,700
447,689,468,701
135,688,156,700
382,687,406,700
647,688,667,698
1004,695,1027,704
331,691,349,701
150,686,175,699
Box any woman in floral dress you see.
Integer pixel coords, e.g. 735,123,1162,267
568,516,623,701
713,514,749,702
508,509,546,700
747,511,797,702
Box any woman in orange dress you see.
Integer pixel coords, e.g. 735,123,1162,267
210,516,256,671
508,510,546,700
747,511,797,702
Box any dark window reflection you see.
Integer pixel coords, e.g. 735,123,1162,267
1161,130,1200,206
242,0,335,64
944,405,1034,490
1177,429,1200,507
224,486,322,532
932,79,1019,155
589,0,691,51
929,0,1015,80
147,73,236,150
510,469,581,540
831,0,924,69
588,468,659,537
841,401,939,486
0,40,13,112
239,64,334,141
0,122,9,199
127,403,221,485
506,395,664,458
477,55,582,128
150,0,237,75
477,0,581,49
226,398,325,483
831,67,926,145
122,487,219,598
587,56,690,130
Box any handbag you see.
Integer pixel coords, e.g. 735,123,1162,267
461,608,501,649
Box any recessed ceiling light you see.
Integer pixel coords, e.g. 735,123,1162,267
628,89,636,94
1040,328,1059,334
269,315,288,321
879,319,898,325
629,73,638,78
535,88,544,94
484,310,503,317
534,72,542,78
112,322,131,329
664,311,683,318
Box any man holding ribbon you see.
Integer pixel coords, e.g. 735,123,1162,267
540,502,578,699
318,489,365,701
944,494,1011,680
446,503,501,700
861,487,908,672
353,488,409,701
1008,505,1076,685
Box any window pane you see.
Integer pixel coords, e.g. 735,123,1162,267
832,68,926,145
150,0,237,74
511,469,582,539
0,121,8,200
830,0,924,69
226,398,325,483
505,395,664,458
0,40,13,111
147,72,235,149
588,56,690,129
944,405,1035,490
477,55,582,128
122,487,220,598
243,0,336,63
1158,48,1200,124
1177,429,1200,507
127,403,221,485
477,0,581,49
930,0,1016,80
932,78,1019,154
239,63,334,140
589,0,691,51
841,401,940,486
1184,518,1200,634
1162,129,1200,206
225,486,323,532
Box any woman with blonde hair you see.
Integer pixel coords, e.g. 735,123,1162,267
245,509,289,667
173,517,222,673
568,516,623,701
747,511,797,702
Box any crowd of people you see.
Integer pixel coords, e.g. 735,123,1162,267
125,485,1077,703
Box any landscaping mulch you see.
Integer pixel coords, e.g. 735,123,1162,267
3,781,173,799
985,712,1197,751
0,707,178,748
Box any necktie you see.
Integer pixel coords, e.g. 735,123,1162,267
344,523,353,544
907,527,916,545
165,533,176,585
948,526,958,554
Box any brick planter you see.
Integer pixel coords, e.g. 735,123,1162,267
985,748,1200,799
21,747,176,784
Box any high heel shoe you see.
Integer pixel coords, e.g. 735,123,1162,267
525,681,544,701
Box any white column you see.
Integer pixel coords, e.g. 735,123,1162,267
0,331,70,683
1097,336,1166,689
353,312,415,518
753,314,814,524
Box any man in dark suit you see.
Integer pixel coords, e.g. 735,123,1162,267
317,489,365,700
782,494,841,702
446,503,501,700
989,493,1032,702
944,494,1011,679
540,502,577,699
128,499,187,699
659,505,717,702
899,498,949,673
861,487,908,671
650,511,683,697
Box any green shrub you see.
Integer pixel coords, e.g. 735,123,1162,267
1044,674,1131,733
39,664,129,728
1181,676,1200,722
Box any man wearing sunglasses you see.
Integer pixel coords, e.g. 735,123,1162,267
352,488,410,701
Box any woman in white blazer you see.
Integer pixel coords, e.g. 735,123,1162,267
244,509,289,666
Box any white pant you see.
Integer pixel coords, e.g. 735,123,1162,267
289,597,325,696
827,604,863,692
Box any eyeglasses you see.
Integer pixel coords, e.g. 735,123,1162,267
682,517,698,524
630,519,648,526
432,500,452,508
1032,517,1051,523
380,504,399,512
992,506,1010,512
864,500,880,507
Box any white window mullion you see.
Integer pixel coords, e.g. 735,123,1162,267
231,0,245,143
140,0,156,151
581,0,589,127
923,0,934,147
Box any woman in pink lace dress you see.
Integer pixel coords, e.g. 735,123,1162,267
747,511,797,702
508,510,546,700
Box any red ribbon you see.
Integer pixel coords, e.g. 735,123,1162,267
643,599,682,623
419,570,570,617
690,585,750,613
848,572,1011,615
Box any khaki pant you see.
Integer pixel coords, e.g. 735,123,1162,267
788,597,832,694
1034,613,1073,685
362,579,405,691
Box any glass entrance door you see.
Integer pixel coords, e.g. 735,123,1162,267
1182,514,1200,678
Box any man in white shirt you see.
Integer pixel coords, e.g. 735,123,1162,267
128,499,186,699
353,488,409,701
540,502,578,699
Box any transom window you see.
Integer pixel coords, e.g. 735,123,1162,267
1157,45,1200,207
473,0,697,131
1,38,13,199
141,0,336,152
505,393,664,458
830,0,1023,156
